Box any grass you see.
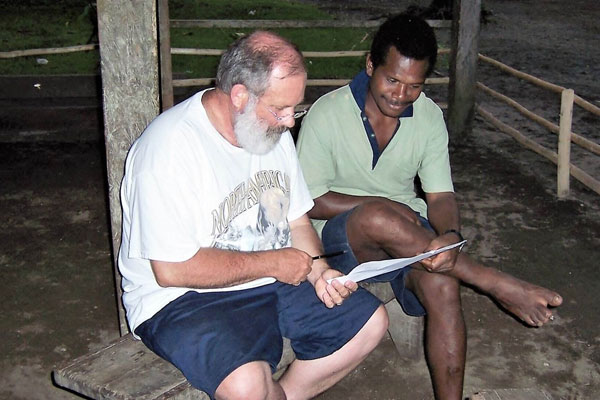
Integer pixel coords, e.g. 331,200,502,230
0,0,376,79
0,0,448,78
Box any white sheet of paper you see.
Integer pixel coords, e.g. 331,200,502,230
327,240,466,285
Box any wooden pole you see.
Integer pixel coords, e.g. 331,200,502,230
448,0,481,142
158,0,174,111
97,0,161,336
557,89,574,198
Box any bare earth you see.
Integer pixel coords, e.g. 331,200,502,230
1,1,599,399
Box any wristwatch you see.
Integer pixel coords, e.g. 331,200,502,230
444,229,466,251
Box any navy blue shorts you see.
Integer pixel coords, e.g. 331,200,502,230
135,281,381,398
321,208,431,317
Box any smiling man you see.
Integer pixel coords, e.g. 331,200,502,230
118,31,388,400
296,13,562,400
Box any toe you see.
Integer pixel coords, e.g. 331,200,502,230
549,294,563,306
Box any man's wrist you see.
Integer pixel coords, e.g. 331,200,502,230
443,229,464,242
443,229,466,252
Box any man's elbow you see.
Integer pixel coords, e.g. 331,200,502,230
150,260,179,287
308,196,330,220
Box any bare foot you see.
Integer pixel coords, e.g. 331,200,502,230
489,273,562,327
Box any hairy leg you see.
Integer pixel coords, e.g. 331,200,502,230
215,361,286,400
278,305,388,400
406,270,466,400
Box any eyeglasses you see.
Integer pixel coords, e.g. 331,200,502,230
265,106,308,122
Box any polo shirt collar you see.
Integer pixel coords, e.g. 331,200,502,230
349,70,414,168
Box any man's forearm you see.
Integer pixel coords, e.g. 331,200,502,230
289,214,329,284
425,192,461,235
150,248,281,289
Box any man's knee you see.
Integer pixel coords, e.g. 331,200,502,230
215,361,275,400
411,272,461,308
351,200,416,239
363,304,390,344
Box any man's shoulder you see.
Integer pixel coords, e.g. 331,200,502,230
413,92,444,117
309,85,353,112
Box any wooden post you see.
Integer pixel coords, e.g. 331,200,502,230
557,89,574,198
448,0,481,142
97,0,161,336
158,0,174,111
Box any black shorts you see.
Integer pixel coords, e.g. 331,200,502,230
135,281,381,398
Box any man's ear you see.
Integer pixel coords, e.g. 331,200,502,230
366,54,374,77
230,84,249,111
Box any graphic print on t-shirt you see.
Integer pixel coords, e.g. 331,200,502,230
211,170,291,251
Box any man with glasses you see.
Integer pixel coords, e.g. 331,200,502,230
118,30,388,399
296,13,562,400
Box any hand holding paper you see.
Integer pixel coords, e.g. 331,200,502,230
327,240,467,285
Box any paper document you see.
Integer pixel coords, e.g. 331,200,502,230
327,240,467,285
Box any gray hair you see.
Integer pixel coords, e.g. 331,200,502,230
215,31,306,97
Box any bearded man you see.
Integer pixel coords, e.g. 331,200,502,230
117,31,388,400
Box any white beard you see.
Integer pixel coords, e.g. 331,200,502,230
233,96,286,155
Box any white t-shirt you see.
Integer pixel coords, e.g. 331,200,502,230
118,89,314,336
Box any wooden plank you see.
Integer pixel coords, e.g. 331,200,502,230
172,76,449,88
170,19,452,29
0,44,97,58
448,0,481,140
53,334,296,400
97,0,161,336
53,335,197,399
171,48,451,58
472,388,553,399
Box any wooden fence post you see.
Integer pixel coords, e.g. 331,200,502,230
158,0,174,111
448,0,481,142
97,0,161,336
557,88,574,198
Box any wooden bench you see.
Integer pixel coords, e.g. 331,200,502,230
53,283,424,399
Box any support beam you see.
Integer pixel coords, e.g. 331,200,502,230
448,0,481,141
97,0,161,335
158,0,174,110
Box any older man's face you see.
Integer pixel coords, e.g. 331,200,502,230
234,67,306,154
233,95,286,155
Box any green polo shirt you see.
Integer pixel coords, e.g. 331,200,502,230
296,71,454,235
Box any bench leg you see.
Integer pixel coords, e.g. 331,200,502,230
385,300,424,361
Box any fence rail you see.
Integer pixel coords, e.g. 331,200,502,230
476,54,600,197
478,54,600,117
0,44,98,59
170,19,452,29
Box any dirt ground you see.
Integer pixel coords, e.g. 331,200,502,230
1,0,599,399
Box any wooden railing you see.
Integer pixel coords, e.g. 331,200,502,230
475,54,600,197
162,18,451,107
